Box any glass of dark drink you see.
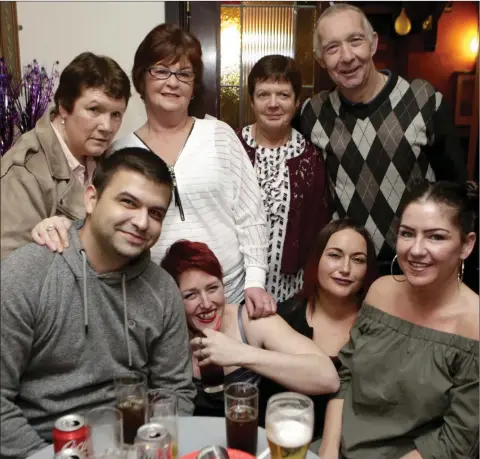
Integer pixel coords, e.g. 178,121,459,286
200,363,225,394
194,329,224,393
224,382,259,455
114,371,147,445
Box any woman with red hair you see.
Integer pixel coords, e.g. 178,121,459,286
161,239,340,417
258,219,377,442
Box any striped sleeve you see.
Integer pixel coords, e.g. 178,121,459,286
223,125,269,289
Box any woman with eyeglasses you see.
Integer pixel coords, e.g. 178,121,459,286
32,23,275,318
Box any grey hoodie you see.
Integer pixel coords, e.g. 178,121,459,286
0,224,196,459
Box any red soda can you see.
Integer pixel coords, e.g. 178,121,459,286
52,414,88,455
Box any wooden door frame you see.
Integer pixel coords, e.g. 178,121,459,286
0,2,21,82
166,1,221,118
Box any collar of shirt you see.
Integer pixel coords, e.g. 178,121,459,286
51,121,96,186
339,69,392,108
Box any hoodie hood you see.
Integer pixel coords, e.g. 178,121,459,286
62,220,152,367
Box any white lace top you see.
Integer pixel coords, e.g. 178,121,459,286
241,125,305,302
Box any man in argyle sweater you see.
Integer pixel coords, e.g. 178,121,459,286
300,3,467,270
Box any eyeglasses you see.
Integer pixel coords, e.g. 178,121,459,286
147,67,195,83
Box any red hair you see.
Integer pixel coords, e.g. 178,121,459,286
161,240,223,285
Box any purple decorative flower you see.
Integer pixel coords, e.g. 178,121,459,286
0,59,59,156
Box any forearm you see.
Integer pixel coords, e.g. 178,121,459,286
231,135,269,285
431,97,468,182
239,345,339,394
319,398,344,457
1,172,50,259
245,265,267,290
239,221,268,289
1,397,49,459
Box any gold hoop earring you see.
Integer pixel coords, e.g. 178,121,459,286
458,260,465,284
391,255,406,282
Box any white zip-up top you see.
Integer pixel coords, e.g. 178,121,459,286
112,118,269,303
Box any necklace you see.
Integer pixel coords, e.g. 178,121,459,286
133,118,196,222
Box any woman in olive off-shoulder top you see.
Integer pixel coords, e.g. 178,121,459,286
320,180,479,459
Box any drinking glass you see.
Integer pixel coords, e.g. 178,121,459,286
85,407,124,459
224,382,259,455
194,329,224,394
147,390,178,459
114,371,147,445
199,363,225,394
265,392,314,459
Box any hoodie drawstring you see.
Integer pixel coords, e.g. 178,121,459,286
122,274,133,368
81,251,89,335
80,251,132,369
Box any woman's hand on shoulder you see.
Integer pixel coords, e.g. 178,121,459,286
244,287,277,318
31,216,72,253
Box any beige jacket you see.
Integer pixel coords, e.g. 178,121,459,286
1,107,86,259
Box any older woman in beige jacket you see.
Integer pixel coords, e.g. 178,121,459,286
1,52,130,259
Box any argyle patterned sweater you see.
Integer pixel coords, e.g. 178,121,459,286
301,72,467,261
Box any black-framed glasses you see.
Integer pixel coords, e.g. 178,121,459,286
147,67,195,83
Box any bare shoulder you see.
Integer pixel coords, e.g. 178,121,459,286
222,303,240,324
456,286,479,341
364,275,403,314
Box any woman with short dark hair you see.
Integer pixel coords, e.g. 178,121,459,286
1,52,130,259
236,54,330,302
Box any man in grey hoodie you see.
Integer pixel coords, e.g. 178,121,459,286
0,147,196,459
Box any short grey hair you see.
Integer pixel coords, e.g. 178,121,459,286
313,3,375,60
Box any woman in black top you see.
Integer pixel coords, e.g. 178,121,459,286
161,239,340,417
259,219,377,439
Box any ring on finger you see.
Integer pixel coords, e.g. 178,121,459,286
46,224,55,232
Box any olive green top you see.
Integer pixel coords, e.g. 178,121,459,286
336,303,479,459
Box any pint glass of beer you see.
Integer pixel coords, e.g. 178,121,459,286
224,382,259,455
114,371,147,445
265,392,314,459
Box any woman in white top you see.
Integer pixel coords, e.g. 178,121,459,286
32,23,275,317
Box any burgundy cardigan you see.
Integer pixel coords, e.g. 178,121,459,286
236,128,330,274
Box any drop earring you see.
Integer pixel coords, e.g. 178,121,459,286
458,260,465,284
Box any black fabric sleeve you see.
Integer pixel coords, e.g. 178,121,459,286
428,97,468,182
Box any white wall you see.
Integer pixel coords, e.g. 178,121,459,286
17,1,165,138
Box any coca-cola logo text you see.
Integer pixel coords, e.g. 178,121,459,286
61,440,88,452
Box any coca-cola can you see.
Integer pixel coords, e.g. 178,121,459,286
55,447,88,459
134,422,172,459
52,414,88,455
